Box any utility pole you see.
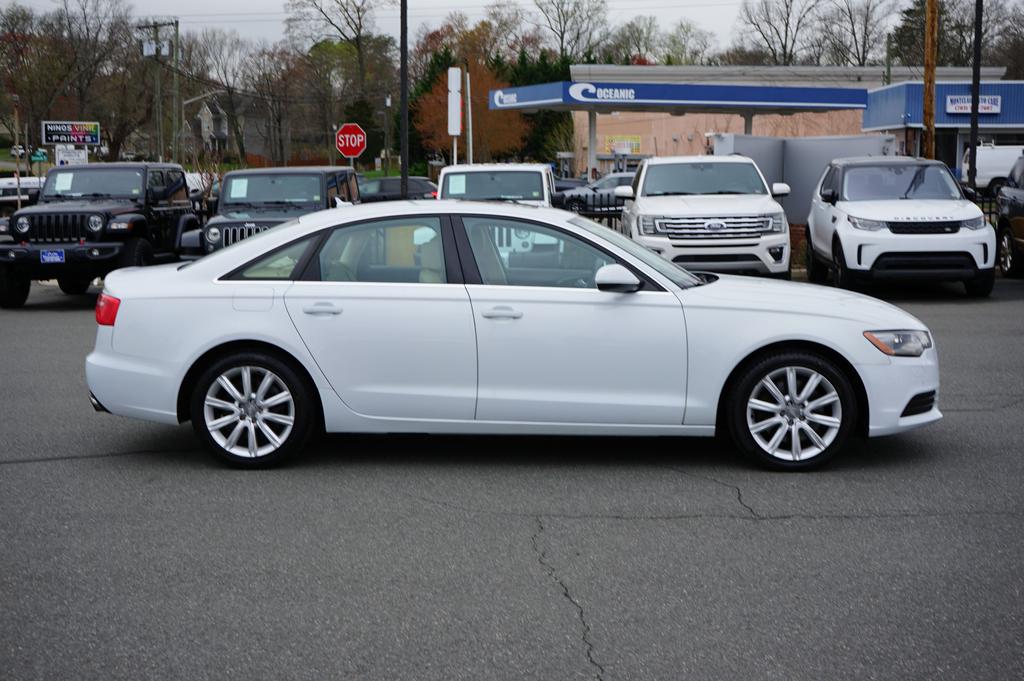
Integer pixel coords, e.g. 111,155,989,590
399,0,409,198
12,94,21,211
172,19,180,162
922,0,938,159
139,20,178,162
967,0,983,190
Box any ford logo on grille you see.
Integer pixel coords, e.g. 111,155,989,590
704,220,727,231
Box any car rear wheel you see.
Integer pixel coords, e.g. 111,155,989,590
998,226,1023,278
189,352,315,467
805,229,829,284
58,276,92,295
726,351,857,470
964,268,995,297
0,268,30,308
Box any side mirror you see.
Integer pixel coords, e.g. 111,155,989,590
772,182,791,197
613,185,634,199
820,188,837,205
26,189,40,206
595,263,642,293
189,188,202,201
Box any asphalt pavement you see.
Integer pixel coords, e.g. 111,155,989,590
1,278,1022,680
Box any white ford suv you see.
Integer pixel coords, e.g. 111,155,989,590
806,157,996,297
616,155,792,278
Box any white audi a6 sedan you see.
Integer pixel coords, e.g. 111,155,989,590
86,201,941,470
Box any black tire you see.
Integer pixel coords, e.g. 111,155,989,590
987,178,1007,198
831,238,857,289
725,351,858,471
189,351,316,468
57,276,92,295
964,268,995,297
805,228,829,284
119,237,153,268
0,269,30,308
997,225,1023,278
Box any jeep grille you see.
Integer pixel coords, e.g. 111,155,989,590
222,224,270,247
26,214,89,243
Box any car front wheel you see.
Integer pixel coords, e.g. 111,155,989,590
726,352,858,470
0,268,30,308
189,352,316,467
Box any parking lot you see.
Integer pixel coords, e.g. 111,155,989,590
1,277,1022,680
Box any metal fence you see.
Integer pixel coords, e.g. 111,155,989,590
974,197,999,227
552,192,626,234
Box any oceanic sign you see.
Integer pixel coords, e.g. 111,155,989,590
41,121,101,146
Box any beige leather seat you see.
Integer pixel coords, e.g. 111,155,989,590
419,235,444,283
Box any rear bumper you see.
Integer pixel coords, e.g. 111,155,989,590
0,241,124,278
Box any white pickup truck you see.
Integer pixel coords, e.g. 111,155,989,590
615,155,792,278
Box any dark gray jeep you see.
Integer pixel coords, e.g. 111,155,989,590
0,163,199,308
194,167,359,255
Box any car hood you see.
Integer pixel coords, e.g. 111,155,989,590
684,274,927,329
210,207,313,223
634,194,782,216
837,199,981,222
16,200,142,216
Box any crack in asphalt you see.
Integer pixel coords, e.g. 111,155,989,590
531,516,606,681
665,467,762,519
0,447,197,466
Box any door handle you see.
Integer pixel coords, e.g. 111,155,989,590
302,302,342,316
481,306,523,320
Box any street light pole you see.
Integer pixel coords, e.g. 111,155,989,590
399,0,409,198
967,0,983,190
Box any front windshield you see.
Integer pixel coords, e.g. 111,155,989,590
642,162,767,197
222,174,322,209
42,168,144,199
841,165,962,201
569,216,702,289
442,171,544,201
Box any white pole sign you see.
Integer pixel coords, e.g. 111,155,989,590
447,67,462,137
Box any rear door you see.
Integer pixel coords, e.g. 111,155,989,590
809,166,837,259
284,215,477,420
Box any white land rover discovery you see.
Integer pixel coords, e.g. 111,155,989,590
806,157,996,297
616,155,792,278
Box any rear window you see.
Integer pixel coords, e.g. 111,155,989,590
441,171,544,201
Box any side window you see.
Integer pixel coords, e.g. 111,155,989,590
234,236,314,280
166,170,187,201
631,166,643,196
462,217,615,289
147,170,165,200
381,179,400,193
819,167,836,197
317,217,445,283
348,174,360,202
617,176,633,187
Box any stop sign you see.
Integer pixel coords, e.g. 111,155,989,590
335,123,367,159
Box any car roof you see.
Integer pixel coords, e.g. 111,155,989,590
223,166,353,176
45,162,182,171
294,200,560,226
645,155,754,165
831,156,944,166
441,164,551,173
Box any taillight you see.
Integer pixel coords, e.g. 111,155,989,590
431,191,438,199
95,293,121,326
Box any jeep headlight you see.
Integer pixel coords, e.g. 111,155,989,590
863,330,933,357
849,216,886,231
15,216,30,234
0,218,8,234
961,216,989,230
765,212,788,233
107,220,130,231
87,214,104,232
206,226,221,243
638,216,662,235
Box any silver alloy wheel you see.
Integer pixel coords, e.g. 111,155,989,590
1000,231,1014,273
203,365,295,458
746,366,843,462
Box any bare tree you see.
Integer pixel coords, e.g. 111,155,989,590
532,0,609,60
245,43,296,165
58,0,131,118
615,16,662,63
737,0,824,65
201,29,252,162
485,1,544,59
287,0,374,95
662,19,714,65
818,0,896,66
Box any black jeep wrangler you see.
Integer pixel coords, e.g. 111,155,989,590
0,163,199,308
193,166,359,255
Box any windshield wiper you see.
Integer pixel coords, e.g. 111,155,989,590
257,200,311,206
647,191,694,196
707,190,746,195
901,166,928,199
76,192,114,198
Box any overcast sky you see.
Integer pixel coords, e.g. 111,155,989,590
16,0,744,51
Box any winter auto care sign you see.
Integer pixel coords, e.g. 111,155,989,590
41,121,101,146
946,96,1001,114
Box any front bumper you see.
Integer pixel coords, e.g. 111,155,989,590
634,232,790,274
0,240,124,278
859,346,942,437
839,227,996,279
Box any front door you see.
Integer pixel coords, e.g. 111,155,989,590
457,215,687,425
284,215,477,420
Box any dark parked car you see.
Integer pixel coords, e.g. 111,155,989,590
996,154,1024,277
358,175,436,202
557,171,634,213
0,163,199,308
195,167,359,254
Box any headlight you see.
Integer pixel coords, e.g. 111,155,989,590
864,330,933,357
848,216,886,231
764,212,788,233
638,216,662,235
961,216,989,230
0,218,8,234
15,217,30,234
206,226,221,243
87,215,104,232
